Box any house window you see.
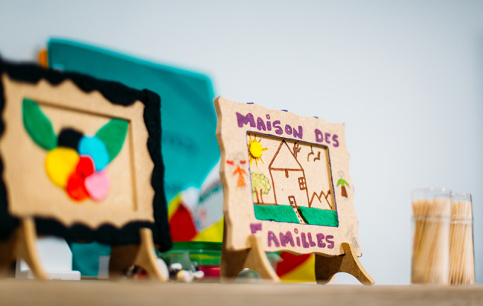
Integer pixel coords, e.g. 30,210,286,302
298,177,306,190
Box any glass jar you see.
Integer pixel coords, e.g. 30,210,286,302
411,188,451,284
449,192,474,285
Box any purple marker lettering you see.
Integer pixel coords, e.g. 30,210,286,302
315,129,323,143
268,231,280,247
316,233,326,248
307,233,316,247
296,236,301,247
326,235,334,249
293,126,303,139
236,112,256,128
301,233,310,248
273,121,283,135
332,135,339,147
250,223,262,234
257,117,266,131
324,133,331,144
285,125,292,135
279,231,295,247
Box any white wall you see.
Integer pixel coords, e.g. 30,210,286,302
1,0,483,284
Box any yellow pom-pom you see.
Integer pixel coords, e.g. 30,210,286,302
45,148,80,187
249,141,263,158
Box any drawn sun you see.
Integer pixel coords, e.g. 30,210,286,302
248,135,267,167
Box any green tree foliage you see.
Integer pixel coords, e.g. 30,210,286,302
337,178,349,187
251,173,271,203
251,173,271,194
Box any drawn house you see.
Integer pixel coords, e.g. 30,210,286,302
269,140,310,208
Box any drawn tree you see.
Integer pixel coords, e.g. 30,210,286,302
337,178,349,198
251,172,271,204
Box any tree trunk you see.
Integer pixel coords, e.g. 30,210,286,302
259,189,264,204
254,190,260,203
341,186,347,198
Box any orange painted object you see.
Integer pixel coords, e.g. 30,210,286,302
233,166,246,187
38,48,49,68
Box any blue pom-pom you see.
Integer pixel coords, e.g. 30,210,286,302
78,136,109,171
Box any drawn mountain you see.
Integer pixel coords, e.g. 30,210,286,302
309,190,333,209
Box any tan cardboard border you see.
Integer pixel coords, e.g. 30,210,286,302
215,97,361,256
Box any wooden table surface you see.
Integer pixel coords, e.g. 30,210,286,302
0,280,481,305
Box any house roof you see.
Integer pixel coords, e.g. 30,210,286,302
268,140,303,171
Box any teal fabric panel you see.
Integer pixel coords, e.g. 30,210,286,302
70,242,111,277
48,38,219,203
48,38,219,277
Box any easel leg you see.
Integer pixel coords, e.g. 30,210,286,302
0,229,17,277
109,244,138,279
315,242,374,285
220,241,249,281
221,234,279,283
109,228,168,282
17,218,48,280
0,218,47,280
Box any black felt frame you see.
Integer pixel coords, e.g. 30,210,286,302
0,59,172,252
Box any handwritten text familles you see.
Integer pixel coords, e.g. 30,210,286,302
250,223,335,250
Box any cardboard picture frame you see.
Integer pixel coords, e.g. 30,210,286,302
0,60,171,280
215,97,373,285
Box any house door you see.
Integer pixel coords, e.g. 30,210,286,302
288,195,296,207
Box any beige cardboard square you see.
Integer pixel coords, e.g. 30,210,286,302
0,74,154,229
216,97,361,257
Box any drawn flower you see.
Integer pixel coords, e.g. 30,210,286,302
22,98,128,202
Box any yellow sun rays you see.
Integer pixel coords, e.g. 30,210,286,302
248,135,268,167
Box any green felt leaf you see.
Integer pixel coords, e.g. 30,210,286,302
96,119,129,162
22,98,57,151
254,204,300,223
298,207,339,227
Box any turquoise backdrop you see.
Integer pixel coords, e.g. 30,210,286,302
48,38,219,204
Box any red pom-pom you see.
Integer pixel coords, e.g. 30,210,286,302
76,155,95,178
66,172,89,201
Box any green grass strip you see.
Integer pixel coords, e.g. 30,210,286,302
254,205,300,223
298,207,339,227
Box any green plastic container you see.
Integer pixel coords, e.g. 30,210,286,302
159,241,281,278
161,241,222,267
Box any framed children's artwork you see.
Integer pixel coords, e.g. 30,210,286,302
215,97,374,285
0,60,171,280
